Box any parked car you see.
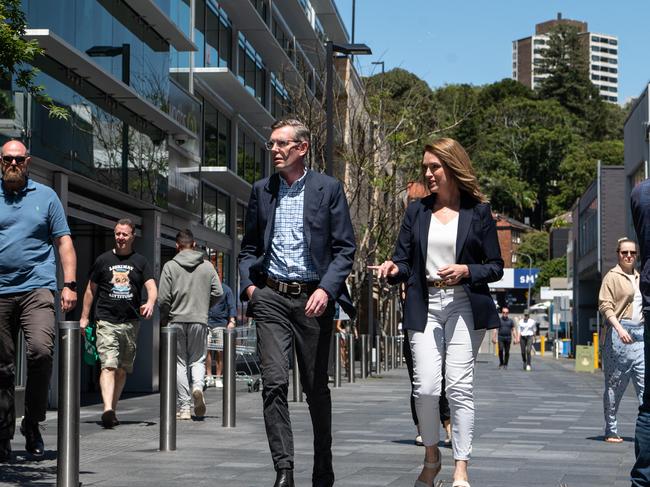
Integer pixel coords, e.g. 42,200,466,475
529,301,551,312
530,313,550,336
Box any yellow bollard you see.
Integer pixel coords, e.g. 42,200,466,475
540,336,545,357
495,341,499,357
593,332,599,369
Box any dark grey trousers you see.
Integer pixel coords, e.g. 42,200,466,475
250,285,334,486
0,289,56,439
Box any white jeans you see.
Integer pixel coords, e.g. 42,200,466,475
408,286,484,460
170,322,208,410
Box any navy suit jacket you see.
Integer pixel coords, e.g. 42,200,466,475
631,179,650,308
238,170,356,318
388,193,504,331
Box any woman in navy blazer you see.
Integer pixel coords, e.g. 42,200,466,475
372,138,503,487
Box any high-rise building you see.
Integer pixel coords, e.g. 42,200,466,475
512,13,619,103
2,0,366,394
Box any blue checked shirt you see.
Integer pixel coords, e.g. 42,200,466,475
265,169,320,283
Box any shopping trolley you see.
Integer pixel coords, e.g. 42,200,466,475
207,325,261,392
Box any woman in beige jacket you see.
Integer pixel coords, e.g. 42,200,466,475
598,238,645,443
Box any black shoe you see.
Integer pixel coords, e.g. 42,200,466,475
101,410,119,428
273,469,294,487
20,419,44,457
0,439,11,462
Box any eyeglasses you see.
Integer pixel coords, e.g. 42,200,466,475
264,139,300,150
2,155,27,165
620,250,637,256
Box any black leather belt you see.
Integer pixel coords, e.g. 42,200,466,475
266,276,319,296
427,279,449,288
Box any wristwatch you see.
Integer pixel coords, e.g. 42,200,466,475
63,281,77,292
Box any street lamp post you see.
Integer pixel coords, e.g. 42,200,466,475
86,44,131,194
517,252,533,311
324,42,372,176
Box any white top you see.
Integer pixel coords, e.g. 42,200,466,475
425,214,458,280
626,274,644,323
519,318,536,337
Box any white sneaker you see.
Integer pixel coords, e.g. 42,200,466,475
526,365,532,371
177,409,191,420
215,378,223,388
192,388,207,417
205,376,214,388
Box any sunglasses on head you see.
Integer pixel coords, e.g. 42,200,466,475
620,250,637,256
2,155,27,165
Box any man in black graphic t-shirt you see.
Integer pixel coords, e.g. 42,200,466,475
80,219,157,428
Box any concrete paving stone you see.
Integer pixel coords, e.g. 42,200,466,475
0,354,640,486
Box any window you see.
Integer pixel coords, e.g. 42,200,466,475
238,33,266,105
237,129,265,184
236,203,246,242
249,0,268,23
203,98,231,167
271,74,291,118
202,183,230,235
195,0,232,69
272,18,294,61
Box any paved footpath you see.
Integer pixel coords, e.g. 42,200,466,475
0,353,639,487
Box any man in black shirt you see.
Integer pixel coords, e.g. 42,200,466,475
492,307,516,369
80,219,157,428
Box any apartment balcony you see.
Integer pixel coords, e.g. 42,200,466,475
310,0,349,43
97,0,196,52
273,0,326,68
171,66,274,134
24,29,196,142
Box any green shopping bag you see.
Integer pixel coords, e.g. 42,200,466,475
83,322,100,366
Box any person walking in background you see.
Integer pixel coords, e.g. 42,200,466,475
205,280,237,388
517,312,536,371
371,138,503,487
80,219,157,428
492,307,516,369
598,237,644,444
238,118,356,487
0,140,77,460
158,230,222,420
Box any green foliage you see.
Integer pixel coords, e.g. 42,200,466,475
515,231,549,268
0,0,67,119
535,256,567,292
548,139,623,214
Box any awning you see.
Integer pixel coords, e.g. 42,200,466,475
24,29,196,142
98,0,196,52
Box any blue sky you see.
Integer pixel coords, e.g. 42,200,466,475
333,0,650,104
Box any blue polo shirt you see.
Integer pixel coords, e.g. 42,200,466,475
0,178,70,294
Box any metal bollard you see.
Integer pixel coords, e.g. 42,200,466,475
160,327,177,450
392,336,398,369
292,337,303,402
223,328,237,427
57,321,80,487
360,335,368,379
334,333,341,388
375,336,381,374
383,335,388,372
348,333,355,383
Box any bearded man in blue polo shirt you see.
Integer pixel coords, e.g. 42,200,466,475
0,140,78,462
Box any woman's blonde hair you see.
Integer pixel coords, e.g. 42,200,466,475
423,138,487,203
616,237,636,253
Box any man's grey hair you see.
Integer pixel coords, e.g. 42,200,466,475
270,118,310,143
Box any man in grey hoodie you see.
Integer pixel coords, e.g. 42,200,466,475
158,229,222,419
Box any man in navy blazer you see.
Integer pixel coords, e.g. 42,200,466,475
630,179,650,486
238,118,355,487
